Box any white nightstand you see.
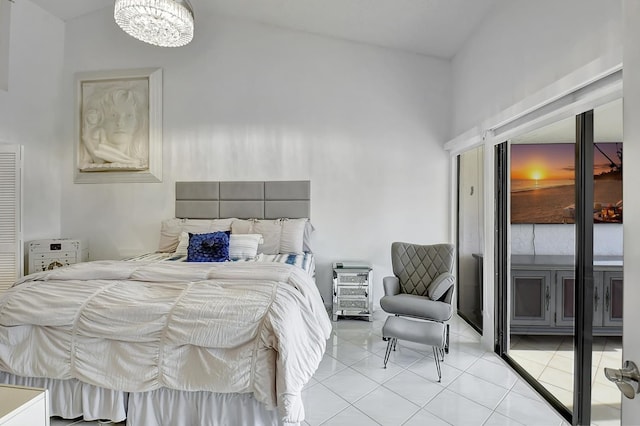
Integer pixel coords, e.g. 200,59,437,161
0,385,49,426
28,239,89,274
332,261,373,322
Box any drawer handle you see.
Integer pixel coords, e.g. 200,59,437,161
545,285,550,311
594,287,599,312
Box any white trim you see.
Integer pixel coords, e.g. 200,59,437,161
444,126,484,155
489,71,622,145
446,49,622,152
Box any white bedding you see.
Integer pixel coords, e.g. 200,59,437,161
0,260,331,424
126,252,316,277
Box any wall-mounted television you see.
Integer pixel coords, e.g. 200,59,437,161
511,142,622,224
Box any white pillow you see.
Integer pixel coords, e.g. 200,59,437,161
280,218,308,254
303,220,315,253
253,220,281,254
174,231,190,256
229,234,263,260
231,219,281,255
230,218,312,254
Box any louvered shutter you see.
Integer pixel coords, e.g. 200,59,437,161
0,144,22,293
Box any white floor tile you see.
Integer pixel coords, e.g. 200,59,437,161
495,391,564,426
324,339,372,366
402,408,452,426
482,411,526,426
439,347,483,371
321,367,379,403
538,365,574,393
482,351,506,366
301,383,350,426
510,379,543,402
354,386,420,425
349,353,404,384
446,372,510,410
320,406,380,426
376,343,426,368
408,354,464,386
383,369,444,407
423,388,493,426
313,354,349,381
466,358,519,389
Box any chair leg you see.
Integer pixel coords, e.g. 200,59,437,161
445,323,450,354
432,346,442,382
383,338,395,369
392,338,397,352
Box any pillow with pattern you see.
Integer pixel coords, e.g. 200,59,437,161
186,231,230,262
229,234,263,260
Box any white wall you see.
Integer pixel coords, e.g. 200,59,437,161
60,8,452,306
511,224,623,256
452,0,622,137
0,1,65,267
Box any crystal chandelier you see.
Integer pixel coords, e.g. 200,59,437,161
114,0,194,47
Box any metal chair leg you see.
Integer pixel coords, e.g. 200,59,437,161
383,338,394,368
432,346,442,382
392,338,397,351
445,323,450,354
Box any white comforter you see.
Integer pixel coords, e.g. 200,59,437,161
0,261,332,423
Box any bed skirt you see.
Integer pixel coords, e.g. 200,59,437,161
0,372,292,426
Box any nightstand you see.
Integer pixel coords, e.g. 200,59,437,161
0,385,49,426
332,262,373,321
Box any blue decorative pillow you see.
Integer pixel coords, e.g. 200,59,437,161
186,232,230,262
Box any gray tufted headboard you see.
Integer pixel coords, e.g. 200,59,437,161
175,181,310,219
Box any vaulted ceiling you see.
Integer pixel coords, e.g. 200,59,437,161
29,0,498,59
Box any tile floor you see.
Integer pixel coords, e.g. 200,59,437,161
52,311,568,426
509,334,622,426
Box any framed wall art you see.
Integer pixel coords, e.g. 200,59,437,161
511,142,622,224
74,68,162,183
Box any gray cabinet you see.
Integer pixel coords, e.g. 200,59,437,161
511,255,622,335
511,270,553,327
555,270,604,328
603,271,623,327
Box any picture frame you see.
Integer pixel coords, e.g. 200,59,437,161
511,142,622,224
74,68,162,183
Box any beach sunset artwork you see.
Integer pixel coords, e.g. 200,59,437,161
511,143,622,224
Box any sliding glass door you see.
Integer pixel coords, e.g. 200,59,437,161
495,99,623,425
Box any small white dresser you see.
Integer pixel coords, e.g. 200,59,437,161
332,262,373,322
0,385,49,426
28,239,89,274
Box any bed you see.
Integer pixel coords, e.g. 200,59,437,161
0,181,331,426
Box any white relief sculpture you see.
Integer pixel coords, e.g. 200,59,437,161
79,79,149,172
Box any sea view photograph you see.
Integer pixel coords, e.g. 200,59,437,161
511,142,622,224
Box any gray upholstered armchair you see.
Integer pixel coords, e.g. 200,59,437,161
380,242,456,352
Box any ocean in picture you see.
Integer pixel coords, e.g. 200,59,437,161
511,179,574,192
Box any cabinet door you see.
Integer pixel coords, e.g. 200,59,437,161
555,271,604,328
603,271,623,327
511,270,553,326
